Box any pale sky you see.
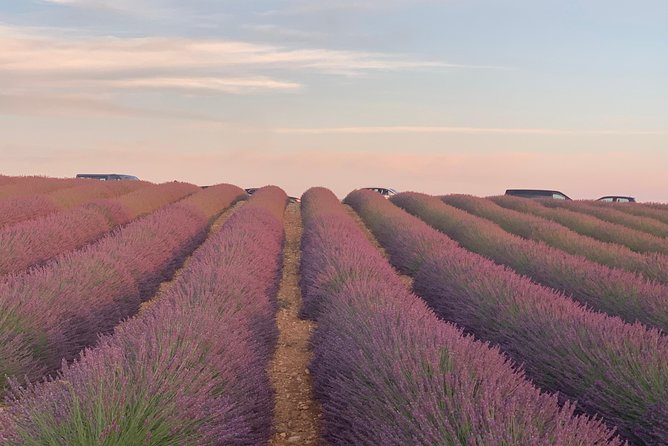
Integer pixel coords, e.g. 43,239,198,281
1,1,666,200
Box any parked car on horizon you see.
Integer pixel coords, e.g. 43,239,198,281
596,196,636,203
505,189,572,200
363,187,398,199
76,173,140,181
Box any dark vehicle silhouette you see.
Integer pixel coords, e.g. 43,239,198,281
505,189,571,200
77,173,140,181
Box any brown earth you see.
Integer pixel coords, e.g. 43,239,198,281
268,202,322,445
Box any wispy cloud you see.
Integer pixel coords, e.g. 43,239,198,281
242,24,326,42
43,0,101,5
107,77,301,93
274,126,667,136
44,0,434,17
260,0,436,16
0,25,461,75
0,93,228,121
0,23,464,100
41,0,160,15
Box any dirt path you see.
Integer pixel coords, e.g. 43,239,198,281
138,200,244,315
343,204,414,288
269,203,322,445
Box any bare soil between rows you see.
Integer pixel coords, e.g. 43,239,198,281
269,203,322,445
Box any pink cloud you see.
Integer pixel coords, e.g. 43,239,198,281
0,24,449,90
108,77,301,93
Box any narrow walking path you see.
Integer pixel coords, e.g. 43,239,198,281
269,202,322,445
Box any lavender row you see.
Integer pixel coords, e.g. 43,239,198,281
491,195,668,255
0,176,86,200
591,201,668,226
346,189,668,445
404,193,668,331
0,175,16,186
0,184,246,393
539,198,668,238
644,202,668,214
301,187,622,445
0,181,199,276
0,186,286,445
0,180,148,229
442,194,668,284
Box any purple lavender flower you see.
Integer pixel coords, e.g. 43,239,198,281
302,187,623,445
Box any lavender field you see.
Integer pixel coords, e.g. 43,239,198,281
2,176,668,445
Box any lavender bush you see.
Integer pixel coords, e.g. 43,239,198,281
0,182,199,276
301,187,623,445
0,177,85,200
491,195,668,255
0,180,147,229
540,198,668,238
346,189,668,445
0,184,245,392
443,194,668,284
591,201,668,226
0,195,59,229
389,192,668,332
0,186,286,445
